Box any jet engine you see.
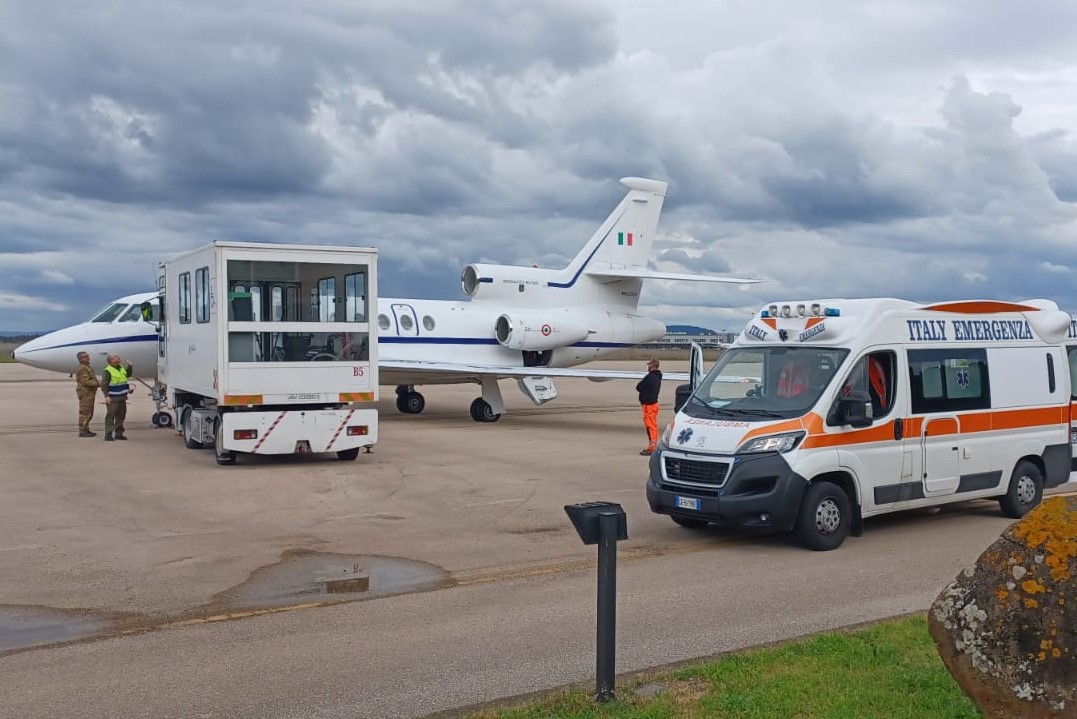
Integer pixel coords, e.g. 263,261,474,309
461,264,560,305
495,313,590,351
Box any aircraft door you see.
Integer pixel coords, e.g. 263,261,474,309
390,304,419,336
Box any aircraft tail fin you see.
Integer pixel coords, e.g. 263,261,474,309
563,177,668,279
561,178,759,298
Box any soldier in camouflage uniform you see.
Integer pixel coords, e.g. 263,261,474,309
75,351,100,437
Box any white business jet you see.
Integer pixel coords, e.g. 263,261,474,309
15,177,756,423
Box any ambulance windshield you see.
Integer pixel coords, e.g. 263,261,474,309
686,346,848,420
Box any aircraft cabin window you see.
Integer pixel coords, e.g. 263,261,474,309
422,315,435,331
399,314,413,331
378,314,390,331
90,303,128,323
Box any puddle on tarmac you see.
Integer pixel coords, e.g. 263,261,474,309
209,550,454,612
1,551,454,654
0,605,122,654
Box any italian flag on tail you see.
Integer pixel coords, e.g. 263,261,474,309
618,232,633,246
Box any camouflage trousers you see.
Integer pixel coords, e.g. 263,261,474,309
104,397,127,436
78,393,96,433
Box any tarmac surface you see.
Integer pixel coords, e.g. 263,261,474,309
1,361,1073,718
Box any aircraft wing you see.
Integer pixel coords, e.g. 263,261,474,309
381,358,684,381
380,359,757,384
586,268,760,284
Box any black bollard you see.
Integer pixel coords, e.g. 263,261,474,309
595,511,618,702
564,502,628,703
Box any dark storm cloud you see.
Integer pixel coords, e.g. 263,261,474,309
2,0,1077,332
0,0,617,208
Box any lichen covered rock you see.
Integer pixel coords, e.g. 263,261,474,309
929,495,1077,718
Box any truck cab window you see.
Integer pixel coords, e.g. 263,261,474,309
832,351,896,421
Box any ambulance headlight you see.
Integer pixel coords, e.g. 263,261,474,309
659,422,673,448
737,431,805,454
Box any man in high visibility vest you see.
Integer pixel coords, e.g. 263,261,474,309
101,354,134,441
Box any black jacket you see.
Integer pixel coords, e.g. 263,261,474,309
636,369,662,405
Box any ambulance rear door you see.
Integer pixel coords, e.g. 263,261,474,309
1066,344,1077,480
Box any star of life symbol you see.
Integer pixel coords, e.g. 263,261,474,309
956,369,970,389
677,427,693,444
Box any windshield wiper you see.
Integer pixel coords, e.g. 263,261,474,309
688,396,739,417
730,408,786,418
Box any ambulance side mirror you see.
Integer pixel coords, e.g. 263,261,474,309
674,384,692,413
838,390,873,428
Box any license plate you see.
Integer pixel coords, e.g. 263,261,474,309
675,496,701,511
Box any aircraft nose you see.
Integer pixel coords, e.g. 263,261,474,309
12,335,50,368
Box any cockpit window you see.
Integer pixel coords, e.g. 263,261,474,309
90,303,128,323
119,304,148,322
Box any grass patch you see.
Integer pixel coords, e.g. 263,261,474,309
467,615,979,719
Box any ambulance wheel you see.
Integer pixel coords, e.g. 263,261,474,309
470,398,501,423
795,481,851,551
671,515,709,529
152,411,173,428
999,460,1043,519
336,448,360,461
214,419,236,466
396,391,425,415
181,407,203,449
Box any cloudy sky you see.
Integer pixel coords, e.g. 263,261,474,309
2,0,1076,333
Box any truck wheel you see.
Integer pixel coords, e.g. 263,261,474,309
336,448,360,461
152,411,173,428
214,419,236,466
182,407,203,449
671,515,709,529
999,460,1043,518
795,481,851,551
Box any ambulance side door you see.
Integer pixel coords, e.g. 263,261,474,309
833,349,911,513
908,348,991,499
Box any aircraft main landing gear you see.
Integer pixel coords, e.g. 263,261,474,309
395,385,426,414
469,397,501,423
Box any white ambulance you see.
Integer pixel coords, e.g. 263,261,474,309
646,298,1073,550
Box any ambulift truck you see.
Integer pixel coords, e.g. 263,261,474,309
158,241,379,465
